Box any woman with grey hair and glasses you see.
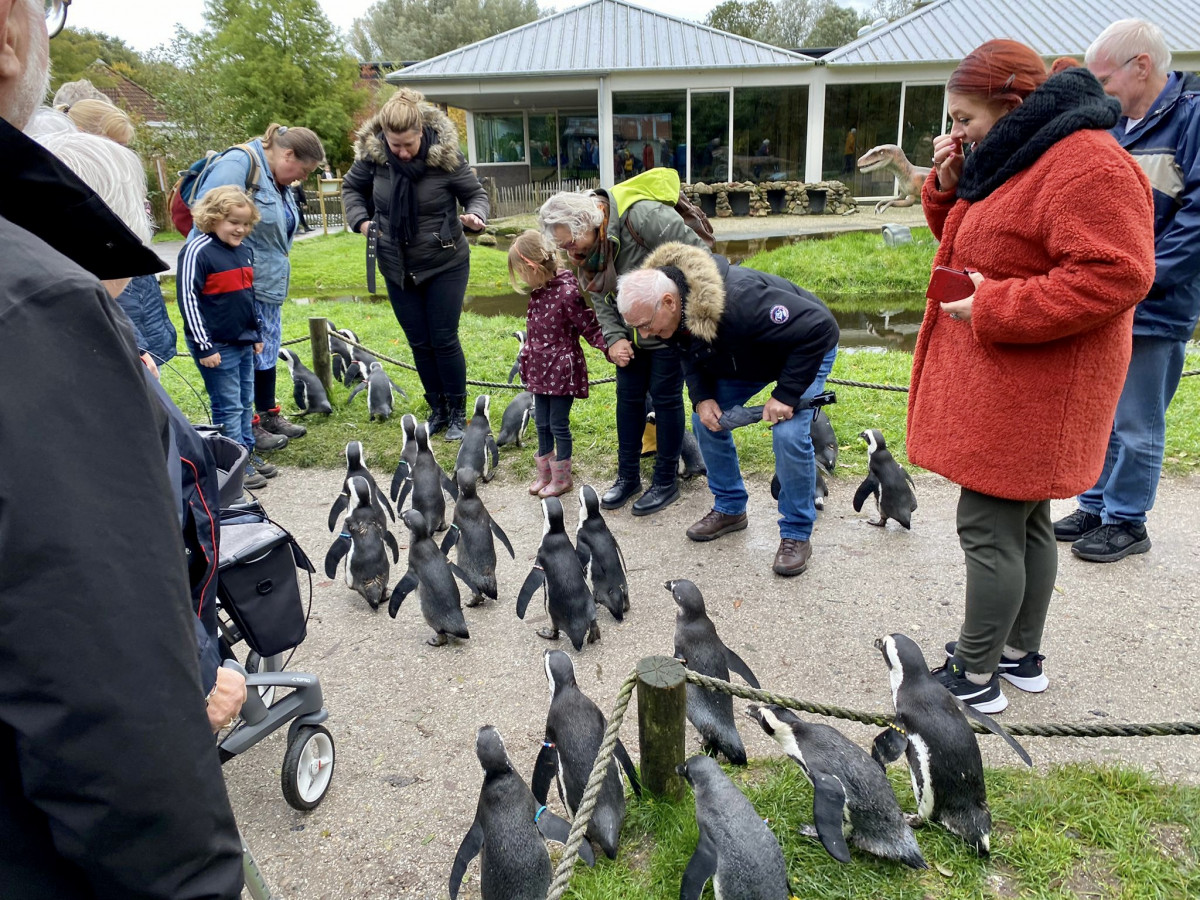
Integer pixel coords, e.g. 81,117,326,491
539,185,707,516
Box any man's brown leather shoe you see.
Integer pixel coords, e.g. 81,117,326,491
773,537,811,576
686,509,748,542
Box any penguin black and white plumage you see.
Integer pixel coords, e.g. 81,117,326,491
323,476,399,610
667,579,759,766
771,469,827,512
507,330,526,384
279,348,332,416
456,395,499,482
349,360,406,422
326,321,353,384
394,422,458,532
853,429,917,528
327,440,394,531
449,725,593,900
531,650,641,859
812,409,838,474
496,391,534,448
679,426,708,479
516,497,599,651
746,703,926,869
389,508,474,645
337,328,377,387
389,414,420,504
676,755,791,900
443,467,514,607
575,485,629,622
871,634,1031,855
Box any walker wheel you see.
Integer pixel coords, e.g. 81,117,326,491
281,725,335,810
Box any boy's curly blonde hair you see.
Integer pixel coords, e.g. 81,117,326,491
193,186,261,234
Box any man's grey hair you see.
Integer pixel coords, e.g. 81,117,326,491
538,191,604,243
52,78,109,109
616,268,678,317
1086,19,1172,76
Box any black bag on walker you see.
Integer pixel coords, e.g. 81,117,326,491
218,517,309,656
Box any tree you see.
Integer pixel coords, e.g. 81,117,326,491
48,28,145,93
766,0,820,49
350,0,540,63
704,0,775,42
806,4,867,47
865,0,923,22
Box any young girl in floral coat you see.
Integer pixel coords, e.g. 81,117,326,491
508,230,607,497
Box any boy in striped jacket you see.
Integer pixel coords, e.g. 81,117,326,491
178,186,269,487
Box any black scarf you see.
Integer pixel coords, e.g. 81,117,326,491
384,125,436,245
957,68,1121,202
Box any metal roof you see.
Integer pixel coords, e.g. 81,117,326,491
388,0,812,82
825,0,1200,65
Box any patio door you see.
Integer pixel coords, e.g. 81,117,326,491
687,89,731,184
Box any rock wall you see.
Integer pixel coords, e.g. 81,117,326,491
684,180,857,216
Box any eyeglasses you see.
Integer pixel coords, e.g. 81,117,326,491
625,298,661,332
45,0,71,39
1097,55,1139,87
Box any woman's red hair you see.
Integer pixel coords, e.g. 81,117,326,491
948,39,1048,105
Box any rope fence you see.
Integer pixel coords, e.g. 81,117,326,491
541,659,1200,900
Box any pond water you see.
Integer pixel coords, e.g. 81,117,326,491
485,231,842,264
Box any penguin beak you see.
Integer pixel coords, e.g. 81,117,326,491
663,580,675,592
873,637,885,651
744,704,761,722
675,763,688,779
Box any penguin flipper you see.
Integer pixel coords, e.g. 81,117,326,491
448,561,482,595
388,378,408,399
723,647,761,689
327,494,348,532
388,569,418,618
389,460,410,503
395,477,413,511
490,519,515,559
441,469,460,501
810,771,852,863
507,358,520,384
960,703,1033,766
680,831,718,900
518,407,531,445
531,741,557,805
535,809,596,866
516,567,545,619
575,541,593,578
486,436,499,474
323,534,351,578
614,739,641,797
376,490,396,522
440,524,460,556
293,380,307,412
872,722,909,767
347,381,367,403
384,530,399,564
852,476,880,513
448,820,483,900
770,472,781,501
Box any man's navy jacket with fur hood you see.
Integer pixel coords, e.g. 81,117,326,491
642,242,839,408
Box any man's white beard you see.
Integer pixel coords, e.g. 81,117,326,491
2,3,51,131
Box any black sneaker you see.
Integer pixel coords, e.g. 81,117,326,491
931,657,1008,713
1053,508,1102,542
1071,522,1151,563
601,477,643,510
944,642,1048,693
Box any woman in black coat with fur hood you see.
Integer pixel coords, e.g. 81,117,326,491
342,89,489,439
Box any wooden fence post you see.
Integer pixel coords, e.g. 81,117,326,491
636,655,687,800
308,317,333,395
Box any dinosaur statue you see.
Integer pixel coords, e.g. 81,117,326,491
857,144,932,214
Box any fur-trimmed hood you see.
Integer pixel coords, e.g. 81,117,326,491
352,103,462,172
641,242,725,342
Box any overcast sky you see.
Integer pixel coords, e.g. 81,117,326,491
67,0,872,55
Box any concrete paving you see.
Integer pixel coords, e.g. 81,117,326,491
224,462,1200,898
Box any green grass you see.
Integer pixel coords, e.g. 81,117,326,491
559,760,1200,900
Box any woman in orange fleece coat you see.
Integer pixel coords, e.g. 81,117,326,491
909,41,1156,713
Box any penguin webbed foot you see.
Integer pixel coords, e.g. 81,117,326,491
903,812,925,829
536,627,561,641
587,620,601,644
868,516,886,527
427,632,448,646
798,823,820,839
464,592,485,608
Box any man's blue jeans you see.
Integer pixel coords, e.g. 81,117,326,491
1077,335,1187,525
195,343,255,451
692,346,837,540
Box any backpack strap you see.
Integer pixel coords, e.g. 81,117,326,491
230,143,261,194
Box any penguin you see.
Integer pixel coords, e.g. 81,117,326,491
323,476,399,610
531,650,642,859
442,467,514,607
327,440,394,531
667,579,759,765
515,497,599,651
507,330,526,384
394,421,458,532
349,360,407,422
456,395,499,482
388,508,474,645
645,410,708,478
449,725,594,900
812,409,838,474
337,328,377,387
496,391,535,448
871,633,1032,856
278,348,332,416
326,321,353,384
676,755,791,900
771,470,827,511
389,414,420,503
746,703,926,868
574,485,629,621
853,429,917,528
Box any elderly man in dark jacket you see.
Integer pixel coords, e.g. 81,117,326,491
616,242,839,576
0,1,242,896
